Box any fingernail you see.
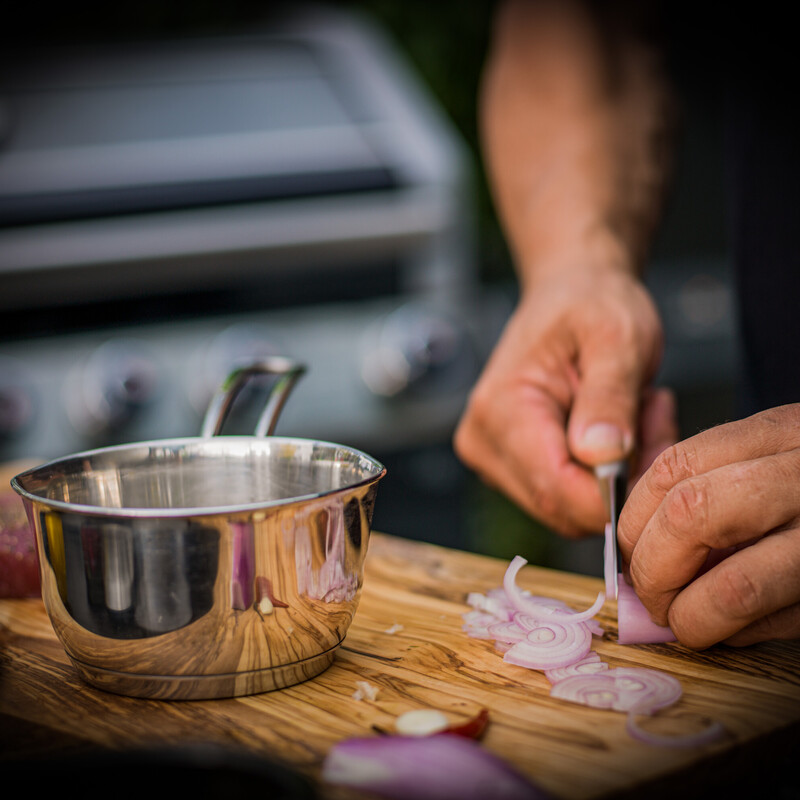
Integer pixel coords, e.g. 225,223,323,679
579,423,630,453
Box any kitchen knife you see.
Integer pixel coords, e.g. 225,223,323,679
595,460,627,600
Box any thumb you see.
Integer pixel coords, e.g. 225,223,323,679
567,350,641,467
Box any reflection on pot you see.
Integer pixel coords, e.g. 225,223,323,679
295,501,358,604
102,523,134,612
230,521,256,610
40,511,219,639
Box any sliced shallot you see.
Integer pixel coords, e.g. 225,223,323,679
459,552,724,748
544,651,608,684
550,668,682,713
503,556,605,624
466,591,514,620
503,621,592,670
488,619,530,645
461,609,500,640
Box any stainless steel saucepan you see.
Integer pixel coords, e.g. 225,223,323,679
11,358,386,700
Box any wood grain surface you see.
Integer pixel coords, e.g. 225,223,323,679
2,461,800,799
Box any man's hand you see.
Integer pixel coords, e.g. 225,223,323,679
454,268,676,537
455,0,679,536
618,404,800,648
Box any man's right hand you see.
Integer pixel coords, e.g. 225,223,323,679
457,0,680,537
454,267,676,537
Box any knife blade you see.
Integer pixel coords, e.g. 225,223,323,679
595,460,627,600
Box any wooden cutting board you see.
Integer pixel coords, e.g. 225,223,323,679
2,470,800,798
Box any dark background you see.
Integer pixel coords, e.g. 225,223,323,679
1,0,736,571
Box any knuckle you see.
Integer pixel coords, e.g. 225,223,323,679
770,408,800,451
739,403,800,452
590,322,642,377
530,481,559,526
710,560,765,621
728,604,800,646
764,453,800,503
598,313,637,347
668,615,711,650
525,477,591,537
648,443,695,494
462,381,490,426
759,403,800,430
762,604,800,641
661,477,711,538
628,555,668,611
453,391,491,464
452,416,474,463
627,540,662,597
748,613,784,643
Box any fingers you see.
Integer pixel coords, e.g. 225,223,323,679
624,447,800,629
455,273,663,537
455,380,605,536
566,285,663,467
723,599,800,647
567,348,638,466
667,527,800,649
619,404,800,560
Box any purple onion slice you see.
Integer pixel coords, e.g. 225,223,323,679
487,619,530,645
459,553,724,748
503,621,592,670
322,734,550,800
503,556,605,624
544,651,609,684
550,667,682,713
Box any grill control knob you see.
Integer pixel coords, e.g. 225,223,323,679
360,303,478,399
66,339,160,440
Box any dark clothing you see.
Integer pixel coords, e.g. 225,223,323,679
726,64,800,416
660,7,800,417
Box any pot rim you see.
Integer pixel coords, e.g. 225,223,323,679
11,434,386,519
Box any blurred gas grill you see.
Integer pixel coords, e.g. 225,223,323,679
0,5,510,546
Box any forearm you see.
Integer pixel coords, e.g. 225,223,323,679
481,0,678,286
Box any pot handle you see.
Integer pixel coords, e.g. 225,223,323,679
200,357,307,438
